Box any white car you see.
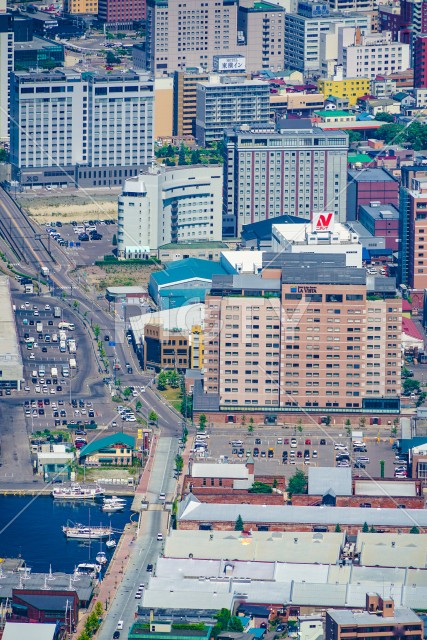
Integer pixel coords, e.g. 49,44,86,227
29,353,35,360
42,387,48,393
20,304,25,310
126,416,136,422
33,310,39,316
25,301,30,307
24,386,30,392
157,533,163,541
35,386,41,393
50,388,56,394
44,305,51,310
132,390,138,397
334,444,346,450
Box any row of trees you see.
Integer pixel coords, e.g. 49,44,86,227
76,601,104,640
374,120,427,150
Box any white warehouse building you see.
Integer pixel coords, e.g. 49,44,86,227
117,164,223,257
271,214,362,267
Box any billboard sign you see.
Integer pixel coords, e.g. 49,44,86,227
312,211,334,233
213,55,246,71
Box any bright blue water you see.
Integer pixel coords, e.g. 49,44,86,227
0,495,132,574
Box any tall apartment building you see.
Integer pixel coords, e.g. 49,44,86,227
326,595,423,640
414,34,427,88
98,0,145,25
10,69,154,188
145,0,284,77
399,166,427,290
347,167,399,221
199,253,401,420
195,78,270,146
117,164,223,257
342,30,411,79
0,11,13,142
173,70,210,138
284,2,370,73
223,120,348,237
64,0,98,14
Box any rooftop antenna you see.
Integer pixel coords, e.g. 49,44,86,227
72,566,80,582
47,564,55,581
41,575,48,590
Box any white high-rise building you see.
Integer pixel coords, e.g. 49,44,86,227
342,31,411,78
10,69,154,188
117,164,223,257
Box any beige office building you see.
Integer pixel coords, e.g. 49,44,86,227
200,253,401,420
145,0,284,77
64,0,98,14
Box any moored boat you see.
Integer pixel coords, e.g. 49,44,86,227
52,483,104,500
62,523,112,540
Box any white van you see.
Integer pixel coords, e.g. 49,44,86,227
195,434,209,441
230,440,243,447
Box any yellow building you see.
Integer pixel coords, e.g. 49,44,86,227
154,77,173,139
65,0,98,15
190,325,204,369
318,78,370,106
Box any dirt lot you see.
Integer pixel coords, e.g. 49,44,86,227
75,262,162,291
17,192,119,224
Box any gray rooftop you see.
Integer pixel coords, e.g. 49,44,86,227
3,622,57,640
14,37,61,52
211,273,280,292
348,168,398,183
178,495,427,528
0,571,93,604
327,607,422,625
359,204,400,220
0,277,23,380
308,467,352,496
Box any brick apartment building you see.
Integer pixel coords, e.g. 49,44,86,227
195,253,401,424
347,167,399,221
326,594,423,640
98,0,145,25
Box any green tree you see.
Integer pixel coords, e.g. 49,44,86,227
135,400,142,412
374,112,395,123
370,525,376,533
178,143,187,165
416,391,427,407
248,417,254,433
335,523,341,533
77,632,91,640
362,521,369,533
375,123,405,144
168,369,180,388
234,514,244,531
241,414,246,428
410,526,420,534
94,601,104,619
403,378,420,396
248,481,273,494
106,51,121,65
93,324,100,340
345,418,351,437
286,469,307,497
112,234,117,246
199,413,207,431
157,371,168,390
359,416,366,429
380,459,385,478
348,130,361,144
123,387,132,399
149,410,158,425
175,453,184,475
213,609,244,638
180,394,193,419
229,618,244,632
191,149,201,164
166,144,175,157
405,121,427,150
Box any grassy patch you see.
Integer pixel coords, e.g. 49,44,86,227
159,387,182,412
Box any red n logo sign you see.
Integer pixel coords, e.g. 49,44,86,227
316,212,333,230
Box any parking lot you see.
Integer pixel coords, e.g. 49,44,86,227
191,428,399,479
45,219,116,266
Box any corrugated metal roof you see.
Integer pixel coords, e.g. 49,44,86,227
354,480,417,497
308,467,352,496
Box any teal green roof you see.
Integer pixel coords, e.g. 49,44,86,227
152,258,227,287
79,433,135,458
315,110,355,118
348,153,373,163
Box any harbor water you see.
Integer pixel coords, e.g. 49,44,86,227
0,495,132,573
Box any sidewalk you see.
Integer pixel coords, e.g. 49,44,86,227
72,436,158,637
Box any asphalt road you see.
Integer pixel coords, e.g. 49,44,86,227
98,436,179,640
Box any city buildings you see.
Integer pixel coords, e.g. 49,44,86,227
271,217,363,267
199,252,401,420
78,434,135,466
358,203,399,250
195,78,270,146
347,168,399,221
342,30,411,79
317,77,370,106
326,596,423,640
173,70,210,138
284,2,370,73
145,0,284,77
14,37,64,71
64,0,98,14
117,165,223,257
0,11,14,142
414,34,427,88
399,166,427,290
98,0,145,26
223,120,348,237
10,69,154,188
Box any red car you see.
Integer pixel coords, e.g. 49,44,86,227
297,450,303,458
305,439,311,445
283,438,289,445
